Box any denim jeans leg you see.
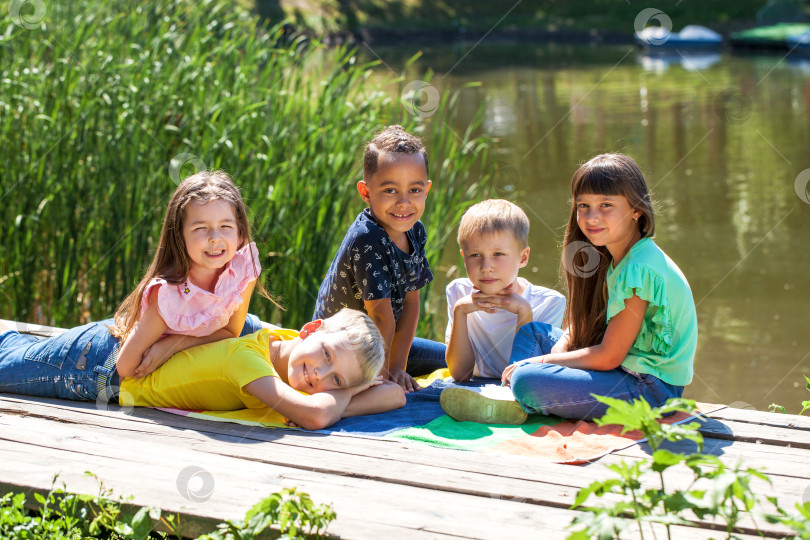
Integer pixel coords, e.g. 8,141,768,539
0,321,119,402
405,337,447,377
239,313,263,336
510,362,682,421
508,322,564,365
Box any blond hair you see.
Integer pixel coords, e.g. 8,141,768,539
319,308,384,385
457,199,530,248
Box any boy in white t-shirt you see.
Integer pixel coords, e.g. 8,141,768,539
445,200,565,381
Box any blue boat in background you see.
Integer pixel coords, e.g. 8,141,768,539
635,25,723,49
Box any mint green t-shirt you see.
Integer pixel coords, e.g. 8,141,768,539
606,238,697,386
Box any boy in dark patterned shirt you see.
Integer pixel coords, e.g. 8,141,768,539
314,125,446,392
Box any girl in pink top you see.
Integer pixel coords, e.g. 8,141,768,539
111,170,273,378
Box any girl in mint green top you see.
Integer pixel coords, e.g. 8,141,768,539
494,153,698,421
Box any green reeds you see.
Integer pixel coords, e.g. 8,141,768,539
0,0,493,338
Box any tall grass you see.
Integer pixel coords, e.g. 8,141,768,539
0,0,493,338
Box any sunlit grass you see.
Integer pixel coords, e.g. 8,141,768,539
0,0,493,337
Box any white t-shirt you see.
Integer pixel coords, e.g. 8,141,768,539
445,277,566,378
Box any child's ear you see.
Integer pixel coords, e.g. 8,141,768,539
518,246,530,268
299,319,323,339
356,181,371,203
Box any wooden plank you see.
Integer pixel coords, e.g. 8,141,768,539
0,412,581,509
610,437,810,480
0,319,66,338
708,407,810,431
6,393,807,492
0,414,771,540
0,396,587,493
697,416,810,449
0,396,795,537
2,394,806,496
0,436,585,539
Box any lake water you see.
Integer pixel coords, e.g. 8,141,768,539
365,42,810,411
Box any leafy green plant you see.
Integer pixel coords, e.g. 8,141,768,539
0,474,169,540
568,396,774,540
768,375,810,415
0,475,334,539
763,498,810,539
200,488,336,539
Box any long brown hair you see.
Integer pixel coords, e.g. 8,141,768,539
111,170,274,341
561,153,655,350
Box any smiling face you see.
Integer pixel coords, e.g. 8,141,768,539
575,193,641,260
286,330,366,394
460,231,530,295
182,199,242,280
357,151,431,246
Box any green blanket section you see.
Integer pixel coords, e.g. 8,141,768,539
390,414,563,450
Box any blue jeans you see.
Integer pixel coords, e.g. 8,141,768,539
240,314,263,335
0,314,265,402
508,322,683,421
406,337,447,377
0,319,120,401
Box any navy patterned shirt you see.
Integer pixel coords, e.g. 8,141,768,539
313,208,433,321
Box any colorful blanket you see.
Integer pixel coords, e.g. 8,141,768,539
157,370,724,464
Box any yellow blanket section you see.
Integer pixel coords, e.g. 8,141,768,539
416,368,452,387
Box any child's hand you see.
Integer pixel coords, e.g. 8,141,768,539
501,362,519,385
468,285,532,318
454,288,517,315
502,359,541,385
453,294,483,316
350,375,384,396
388,368,421,393
133,338,176,378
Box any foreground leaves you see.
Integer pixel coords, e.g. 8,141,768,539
567,396,805,540
0,479,335,539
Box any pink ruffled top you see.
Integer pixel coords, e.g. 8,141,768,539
140,242,261,337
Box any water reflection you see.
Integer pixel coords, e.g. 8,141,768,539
367,43,810,410
638,51,722,73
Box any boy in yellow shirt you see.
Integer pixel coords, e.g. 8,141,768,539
0,309,405,430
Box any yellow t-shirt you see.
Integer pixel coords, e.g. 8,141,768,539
120,328,299,410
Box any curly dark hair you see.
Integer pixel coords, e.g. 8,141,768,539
363,125,428,180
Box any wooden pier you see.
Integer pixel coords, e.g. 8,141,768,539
1,320,808,538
